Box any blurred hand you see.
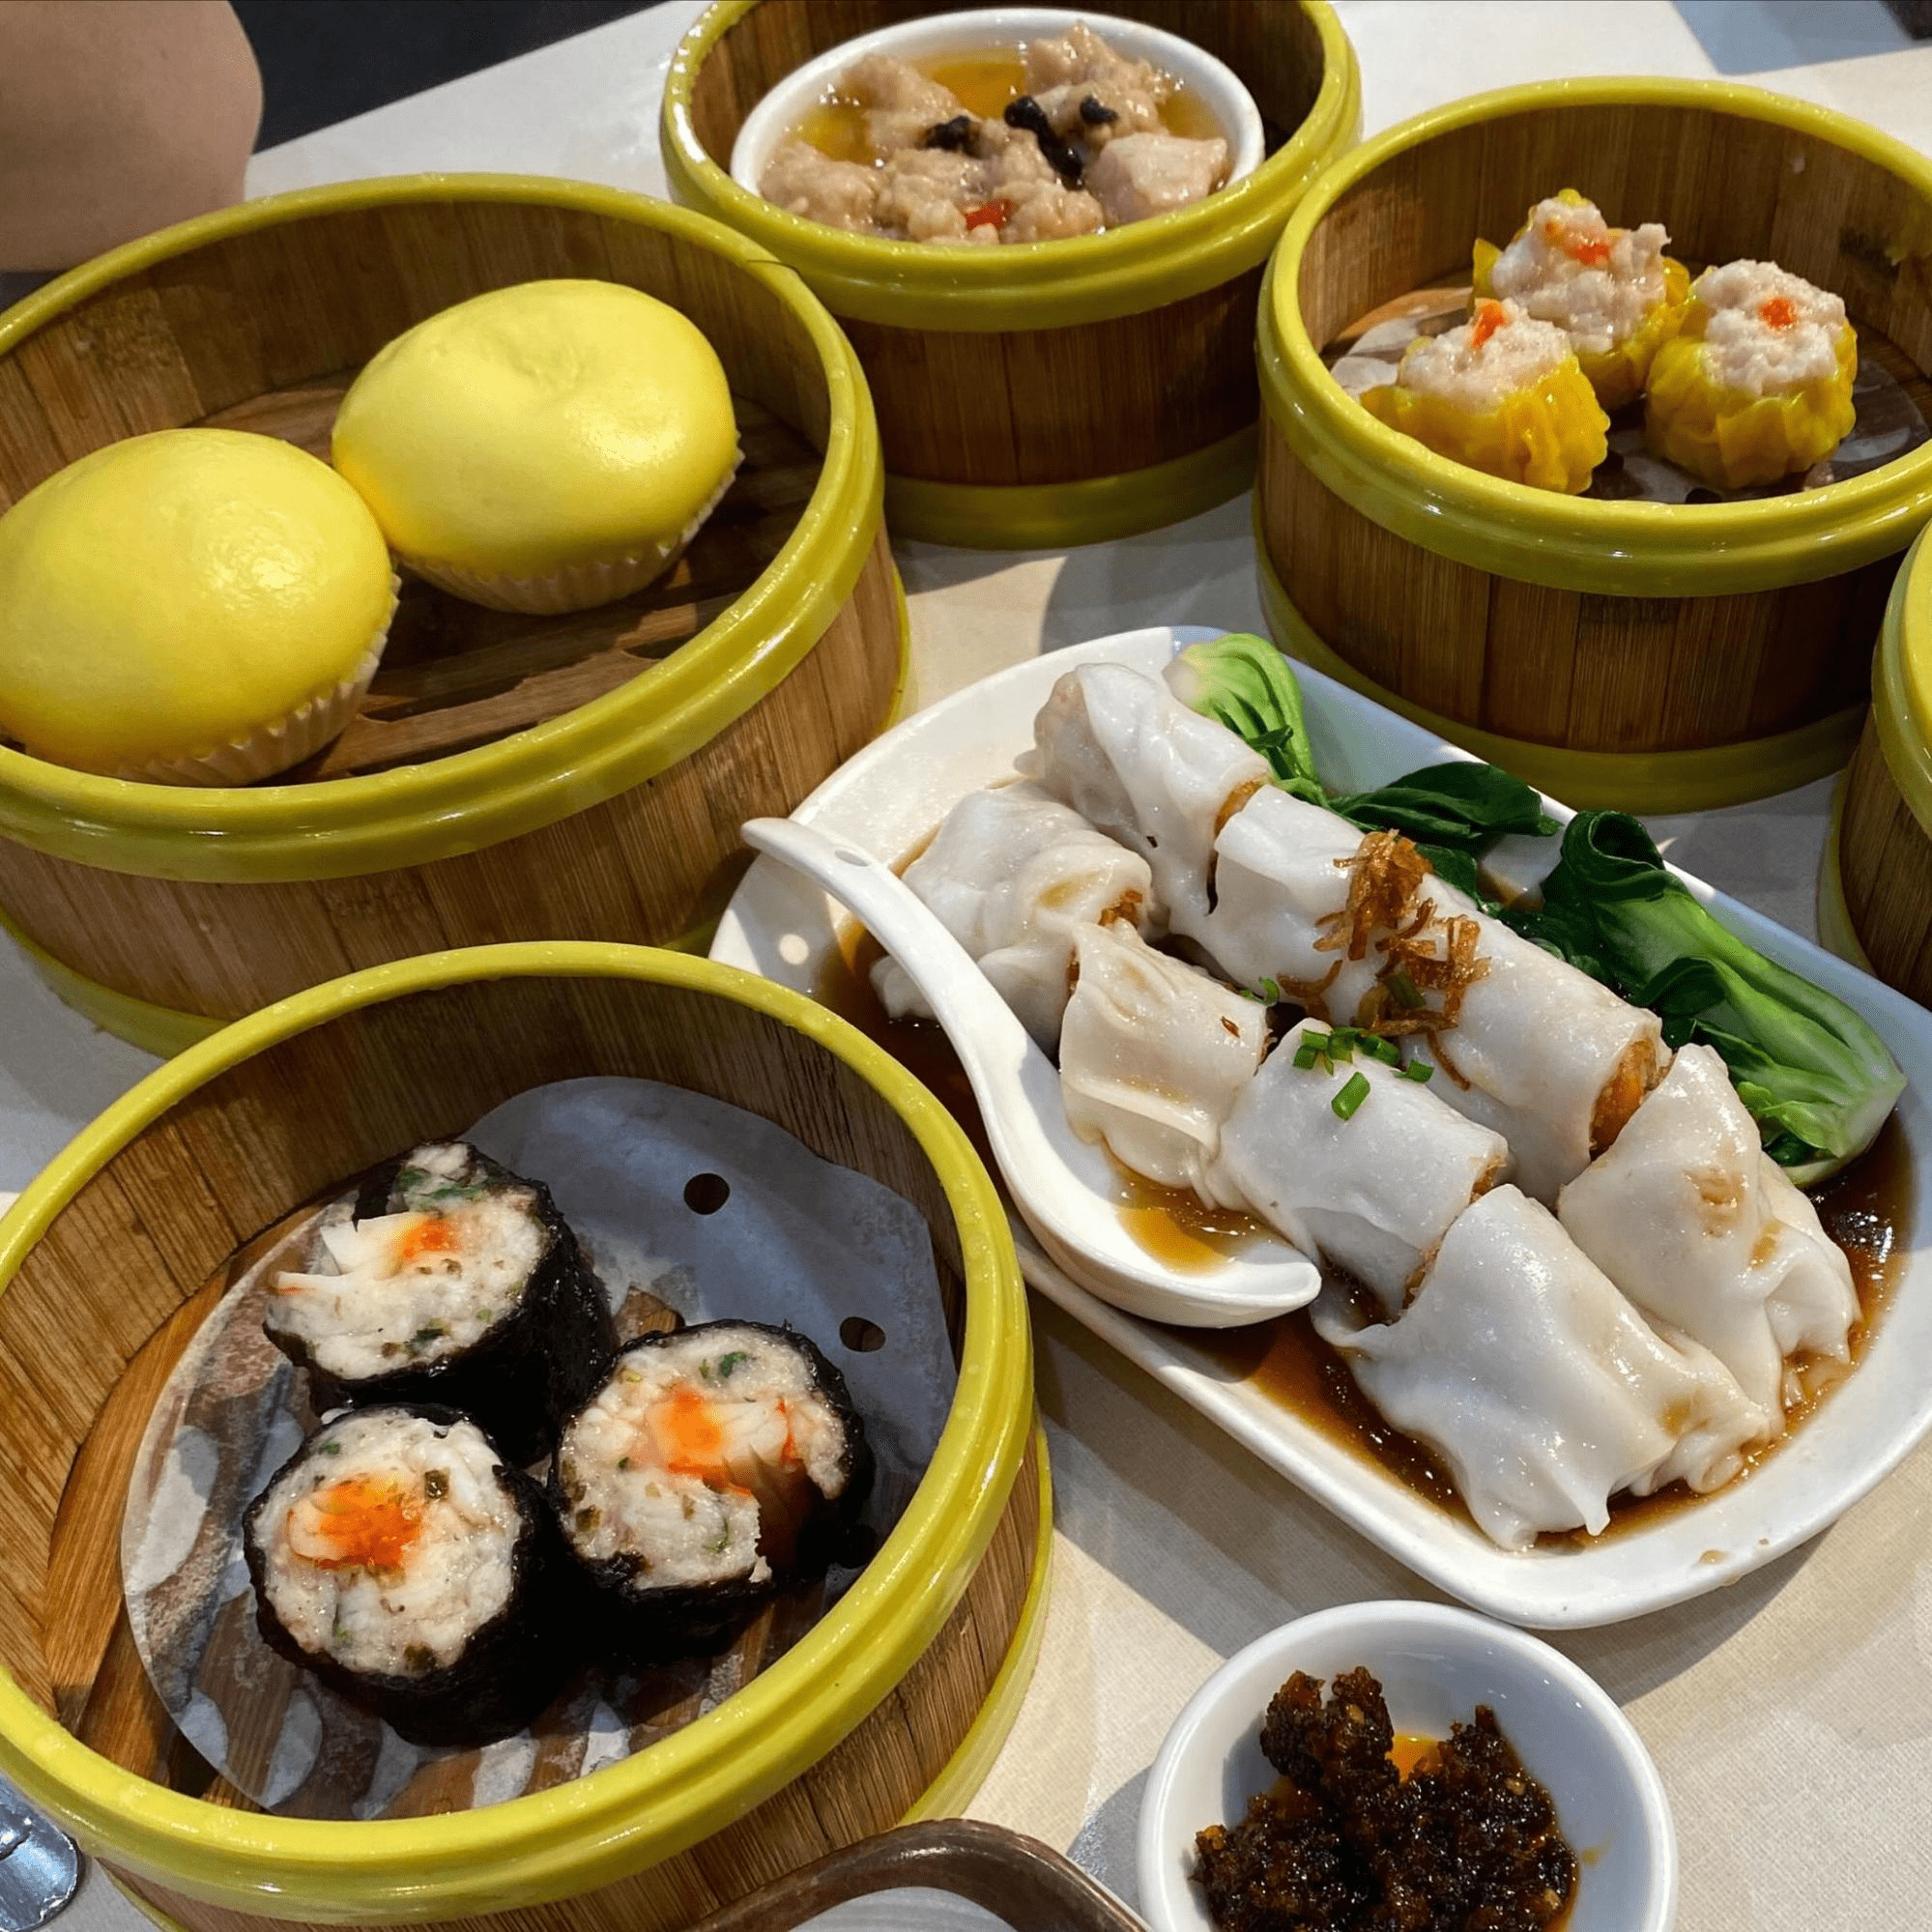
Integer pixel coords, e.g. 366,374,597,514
0,0,263,272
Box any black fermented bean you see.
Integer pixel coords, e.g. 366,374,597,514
921,113,975,152
1002,95,1083,186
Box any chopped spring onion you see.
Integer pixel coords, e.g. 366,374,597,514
1332,1072,1371,1120
1386,971,1426,1010
1401,1060,1434,1083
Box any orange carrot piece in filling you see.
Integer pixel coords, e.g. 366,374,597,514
652,1384,726,1477
1470,301,1507,349
393,1216,461,1264
296,1479,422,1571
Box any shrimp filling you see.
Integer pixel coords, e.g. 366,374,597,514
253,1411,520,1675
267,1140,548,1380
558,1326,851,1591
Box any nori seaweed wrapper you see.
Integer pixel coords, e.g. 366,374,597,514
244,1404,573,1749
266,1141,616,1466
554,1319,874,1658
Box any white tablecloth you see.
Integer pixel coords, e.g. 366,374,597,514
8,7,1931,1928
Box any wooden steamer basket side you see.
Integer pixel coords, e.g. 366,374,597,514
0,177,904,1053
1255,78,1932,814
1834,528,1932,999
0,945,1046,1932
661,0,1360,549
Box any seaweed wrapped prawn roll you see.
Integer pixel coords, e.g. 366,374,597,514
555,1321,874,1653
267,1141,615,1464
244,1406,568,1747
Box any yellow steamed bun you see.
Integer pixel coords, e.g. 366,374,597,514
0,429,394,779
331,280,739,601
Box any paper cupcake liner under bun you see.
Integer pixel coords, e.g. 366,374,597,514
111,576,399,787
401,449,743,616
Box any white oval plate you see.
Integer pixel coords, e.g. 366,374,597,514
712,624,1932,1628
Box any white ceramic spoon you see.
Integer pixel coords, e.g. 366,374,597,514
741,818,1322,1327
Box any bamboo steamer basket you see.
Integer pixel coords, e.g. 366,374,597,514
0,177,905,1055
0,943,1048,1932
1256,78,1932,814
661,0,1359,549
1829,527,1932,997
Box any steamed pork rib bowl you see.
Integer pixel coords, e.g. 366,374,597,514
869,635,1908,1552
760,22,1232,244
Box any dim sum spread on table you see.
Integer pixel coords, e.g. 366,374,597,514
868,634,1905,1552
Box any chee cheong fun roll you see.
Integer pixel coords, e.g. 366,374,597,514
1385,880,1668,1207
1361,298,1609,494
1473,189,1690,410
245,1406,567,1747
1313,1186,1769,1550
266,1140,616,1466
870,779,1154,1051
555,1320,873,1655
1643,259,1857,488
1057,919,1268,1197
1205,1019,1512,1319
1557,1044,1859,1421
1021,663,1270,937
1196,788,1421,1021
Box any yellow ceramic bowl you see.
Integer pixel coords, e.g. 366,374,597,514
1257,76,1932,813
662,0,1360,547
0,176,905,1052
0,943,1041,1927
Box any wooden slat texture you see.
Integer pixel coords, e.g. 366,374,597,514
0,968,1034,1926
684,1,1327,486
0,190,903,1023
1841,717,1932,1002
1259,96,1932,760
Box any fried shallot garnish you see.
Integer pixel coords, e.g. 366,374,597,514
1365,914,1491,1086
1314,832,1431,963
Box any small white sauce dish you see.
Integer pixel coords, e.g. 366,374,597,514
1137,1600,1678,1932
729,7,1268,201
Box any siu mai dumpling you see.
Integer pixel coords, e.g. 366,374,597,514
1313,1186,1768,1550
1360,299,1609,494
1058,919,1266,1196
1473,189,1690,410
1644,259,1857,489
1206,1019,1512,1318
1556,1044,1858,1419
1393,882,1667,1205
870,781,1153,1049
1021,663,1270,937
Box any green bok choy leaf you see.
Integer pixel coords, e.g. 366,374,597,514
1506,811,1904,1183
1168,634,1903,1180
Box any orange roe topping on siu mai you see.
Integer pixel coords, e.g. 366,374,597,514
1470,301,1508,350
1758,295,1799,330
292,1479,422,1572
1541,216,1610,267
